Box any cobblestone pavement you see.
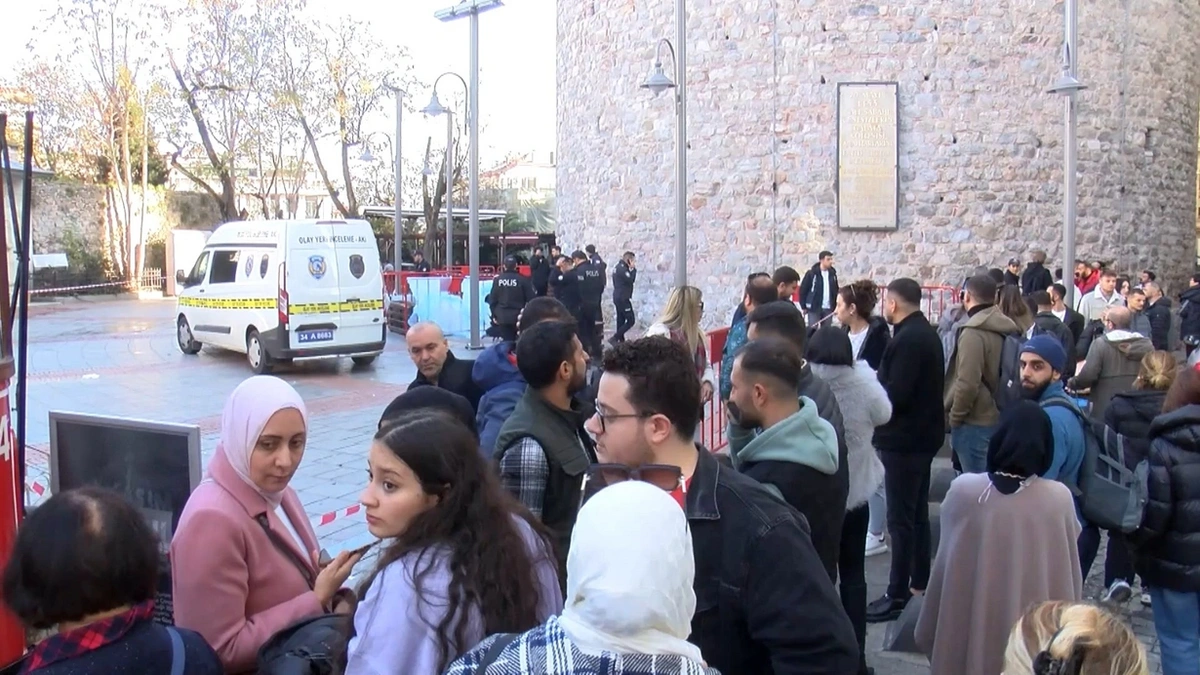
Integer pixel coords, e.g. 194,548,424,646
22,297,1165,671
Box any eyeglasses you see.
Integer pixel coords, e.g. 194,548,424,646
579,463,684,508
592,407,653,434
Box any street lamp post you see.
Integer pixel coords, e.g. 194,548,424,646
422,75,467,270
1048,0,1084,309
435,0,502,349
385,85,405,273
641,0,688,288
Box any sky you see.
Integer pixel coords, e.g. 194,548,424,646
0,0,557,173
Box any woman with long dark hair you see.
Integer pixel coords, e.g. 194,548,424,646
835,279,890,370
346,411,563,674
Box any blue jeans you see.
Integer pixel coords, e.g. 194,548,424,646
1151,587,1200,675
950,424,995,474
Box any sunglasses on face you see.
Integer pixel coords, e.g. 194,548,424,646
579,463,685,508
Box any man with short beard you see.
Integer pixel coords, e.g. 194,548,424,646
1018,335,1085,488
495,320,596,585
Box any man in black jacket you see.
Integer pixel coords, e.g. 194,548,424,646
1050,283,1087,346
529,248,551,296
587,337,859,675
573,250,605,359
486,256,536,343
406,321,485,411
1179,275,1200,353
867,278,946,623
412,250,432,273
1143,282,1172,351
1031,290,1077,378
611,251,637,344
1020,250,1054,296
548,256,581,318
1004,257,1022,288
799,251,839,328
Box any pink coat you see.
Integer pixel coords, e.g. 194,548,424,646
171,449,325,674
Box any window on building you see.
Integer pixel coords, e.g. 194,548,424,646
521,177,537,190
208,250,241,284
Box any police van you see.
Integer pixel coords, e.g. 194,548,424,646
175,219,386,374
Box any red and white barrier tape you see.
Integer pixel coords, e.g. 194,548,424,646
24,478,362,530
30,280,131,295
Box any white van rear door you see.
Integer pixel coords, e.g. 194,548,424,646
286,222,341,346
330,224,384,346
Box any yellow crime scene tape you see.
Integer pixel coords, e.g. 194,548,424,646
179,297,383,314
179,297,275,310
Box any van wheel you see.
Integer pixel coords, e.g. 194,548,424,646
246,329,274,374
177,317,201,355
351,355,378,368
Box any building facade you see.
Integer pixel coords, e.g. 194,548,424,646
557,0,1200,326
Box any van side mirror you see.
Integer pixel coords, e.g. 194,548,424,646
176,270,187,286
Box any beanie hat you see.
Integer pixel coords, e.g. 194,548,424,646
1020,334,1067,374
379,386,478,439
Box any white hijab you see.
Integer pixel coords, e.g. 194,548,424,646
215,375,309,508
558,481,705,663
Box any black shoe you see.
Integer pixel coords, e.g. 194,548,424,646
865,593,908,623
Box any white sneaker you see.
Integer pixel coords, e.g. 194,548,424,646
1103,580,1133,604
865,532,888,557
1141,592,1152,607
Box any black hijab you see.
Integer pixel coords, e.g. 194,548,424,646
986,400,1054,495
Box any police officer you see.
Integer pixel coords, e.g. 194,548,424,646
412,251,432,273
573,250,604,358
548,254,581,318
611,251,637,344
530,247,551,296
486,255,535,343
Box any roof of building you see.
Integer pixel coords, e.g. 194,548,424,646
1,157,54,176
360,205,507,221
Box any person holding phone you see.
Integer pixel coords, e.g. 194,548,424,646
171,377,363,674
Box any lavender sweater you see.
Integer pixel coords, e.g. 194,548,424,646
344,518,563,675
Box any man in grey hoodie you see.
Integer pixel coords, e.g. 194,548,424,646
1068,306,1155,420
727,337,844,582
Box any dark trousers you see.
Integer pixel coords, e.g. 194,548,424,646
1079,524,1136,587
578,302,603,358
614,298,635,341
495,323,518,343
839,504,871,675
881,450,934,598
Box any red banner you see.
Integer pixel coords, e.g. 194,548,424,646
0,381,26,664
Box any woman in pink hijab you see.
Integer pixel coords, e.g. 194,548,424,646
171,376,362,674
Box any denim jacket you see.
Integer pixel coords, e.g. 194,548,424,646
684,448,859,675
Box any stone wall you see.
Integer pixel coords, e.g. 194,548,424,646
558,0,1200,328
27,177,222,258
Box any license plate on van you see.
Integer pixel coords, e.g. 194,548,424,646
297,329,334,344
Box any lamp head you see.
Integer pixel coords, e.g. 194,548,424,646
422,91,449,116
358,147,376,163
1047,71,1086,94
422,160,435,177
641,62,676,96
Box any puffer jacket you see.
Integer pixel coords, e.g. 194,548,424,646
799,363,850,515
945,305,1019,428
1068,330,1155,421
1136,404,1200,592
473,342,527,455
1104,388,1167,466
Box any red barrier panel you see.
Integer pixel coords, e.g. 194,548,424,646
698,327,730,453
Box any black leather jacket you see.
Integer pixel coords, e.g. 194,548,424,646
686,448,859,675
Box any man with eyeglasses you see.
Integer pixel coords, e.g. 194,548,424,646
584,336,858,675
495,320,596,586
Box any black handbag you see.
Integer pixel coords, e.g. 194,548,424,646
257,613,353,675
253,514,352,675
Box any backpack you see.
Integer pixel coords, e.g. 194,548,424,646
992,333,1027,413
1042,398,1149,533
257,614,353,675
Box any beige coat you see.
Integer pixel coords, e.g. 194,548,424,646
944,306,1019,428
915,473,1082,675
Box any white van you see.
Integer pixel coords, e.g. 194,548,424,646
175,219,386,373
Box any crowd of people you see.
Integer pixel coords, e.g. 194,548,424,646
8,245,1200,675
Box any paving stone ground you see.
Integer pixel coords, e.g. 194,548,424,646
21,297,1165,672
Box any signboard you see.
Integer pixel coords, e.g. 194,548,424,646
48,412,202,625
836,82,900,231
